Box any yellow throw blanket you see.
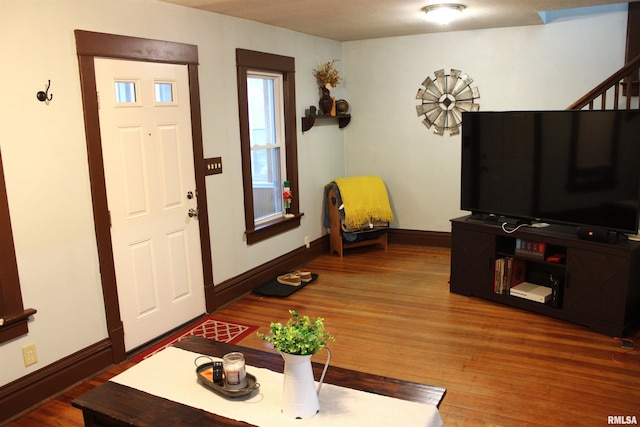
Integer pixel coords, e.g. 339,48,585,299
334,176,393,228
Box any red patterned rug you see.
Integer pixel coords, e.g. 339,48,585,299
130,316,259,362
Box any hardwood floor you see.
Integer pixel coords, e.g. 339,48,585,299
5,244,640,426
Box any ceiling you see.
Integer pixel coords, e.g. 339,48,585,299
159,0,636,41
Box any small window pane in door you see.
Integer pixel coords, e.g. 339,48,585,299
114,81,138,104
155,82,175,104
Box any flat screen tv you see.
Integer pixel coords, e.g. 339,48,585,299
460,110,640,235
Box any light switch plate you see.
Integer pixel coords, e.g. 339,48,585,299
204,157,222,175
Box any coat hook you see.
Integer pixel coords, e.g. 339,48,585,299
36,80,53,103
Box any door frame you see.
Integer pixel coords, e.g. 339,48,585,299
75,30,214,363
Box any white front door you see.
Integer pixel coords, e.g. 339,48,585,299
95,58,205,351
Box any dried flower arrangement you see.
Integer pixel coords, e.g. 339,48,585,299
313,60,341,90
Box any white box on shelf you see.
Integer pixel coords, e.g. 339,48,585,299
510,282,552,303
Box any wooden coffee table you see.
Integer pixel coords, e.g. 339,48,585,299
72,336,446,426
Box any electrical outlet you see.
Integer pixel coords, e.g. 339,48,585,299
304,235,310,248
22,343,37,367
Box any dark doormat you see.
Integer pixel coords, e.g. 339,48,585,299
253,274,319,297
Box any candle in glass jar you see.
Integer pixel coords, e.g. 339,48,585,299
222,352,247,390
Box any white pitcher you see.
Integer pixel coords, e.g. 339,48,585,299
280,347,331,419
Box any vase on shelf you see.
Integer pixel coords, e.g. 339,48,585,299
335,99,349,115
319,87,333,116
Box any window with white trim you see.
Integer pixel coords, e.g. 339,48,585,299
236,49,301,244
248,71,286,223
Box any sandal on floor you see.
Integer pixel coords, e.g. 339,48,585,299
277,273,301,286
293,270,312,283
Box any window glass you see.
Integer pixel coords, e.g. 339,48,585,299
154,81,174,103
114,81,137,104
248,73,285,223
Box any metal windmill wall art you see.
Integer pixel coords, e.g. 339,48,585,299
416,68,480,136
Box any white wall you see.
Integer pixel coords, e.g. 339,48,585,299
0,0,629,390
342,4,628,231
0,0,343,386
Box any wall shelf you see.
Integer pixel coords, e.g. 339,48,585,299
301,114,350,132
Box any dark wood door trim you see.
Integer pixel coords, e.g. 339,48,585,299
74,30,212,363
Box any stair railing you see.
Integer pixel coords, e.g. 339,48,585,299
567,54,640,110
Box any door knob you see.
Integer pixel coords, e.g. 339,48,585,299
188,208,198,218
187,191,194,199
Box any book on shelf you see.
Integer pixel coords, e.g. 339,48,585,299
515,238,546,260
494,257,526,295
494,258,504,294
510,282,552,303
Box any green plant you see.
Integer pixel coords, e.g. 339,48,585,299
257,310,335,355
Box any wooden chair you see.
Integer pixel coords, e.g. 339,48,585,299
327,186,388,257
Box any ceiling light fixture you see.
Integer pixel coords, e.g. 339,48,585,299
423,4,466,25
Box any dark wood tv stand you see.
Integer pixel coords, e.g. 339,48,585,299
450,215,640,337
